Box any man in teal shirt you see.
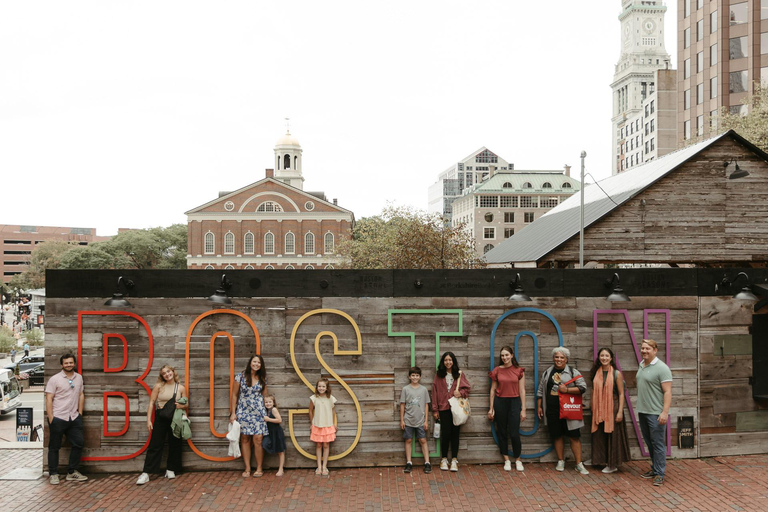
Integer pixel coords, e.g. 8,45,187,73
636,339,672,487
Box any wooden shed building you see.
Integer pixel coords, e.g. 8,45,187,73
484,130,768,268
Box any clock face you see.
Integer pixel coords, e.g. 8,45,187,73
643,19,656,34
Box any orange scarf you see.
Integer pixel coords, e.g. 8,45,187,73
591,368,615,433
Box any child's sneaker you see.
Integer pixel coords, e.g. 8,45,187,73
516,460,524,472
503,460,512,471
439,458,449,471
450,459,459,472
423,462,432,474
403,462,412,473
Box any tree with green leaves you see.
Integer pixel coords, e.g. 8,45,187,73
8,240,76,290
9,224,188,288
716,82,768,150
336,205,485,269
59,224,187,270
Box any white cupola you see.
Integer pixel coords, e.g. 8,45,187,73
274,128,304,190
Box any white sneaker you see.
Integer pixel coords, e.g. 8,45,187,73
136,472,149,485
515,460,524,472
65,470,88,482
555,460,565,471
439,458,449,471
575,462,590,475
450,459,459,472
503,460,512,471
165,470,176,479
602,466,618,474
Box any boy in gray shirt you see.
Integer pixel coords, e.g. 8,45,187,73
400,366,431,473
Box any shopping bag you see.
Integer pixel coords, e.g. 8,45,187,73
559,376,584,421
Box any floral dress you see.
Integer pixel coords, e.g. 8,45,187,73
234,372,268,436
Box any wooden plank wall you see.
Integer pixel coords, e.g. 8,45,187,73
45,293,711,473
699,297,768,456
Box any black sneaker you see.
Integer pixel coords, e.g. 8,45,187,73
424,462,432,474
640,470,655,479
403,462,412,473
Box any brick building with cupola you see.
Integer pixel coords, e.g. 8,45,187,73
185,130,354,270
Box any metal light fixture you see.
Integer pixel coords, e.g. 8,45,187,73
414,279,423,289
724,159,749,180
605,273,630,302
208,273,233,304
104,276,134,307
508,273,531,302
716,272,758,301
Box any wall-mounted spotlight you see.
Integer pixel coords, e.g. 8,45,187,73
605,273,630,301
716,271,758,301
208,274,233,304
414,279,423,289
104,276,134,307
508,273,531,302
724,159,749,180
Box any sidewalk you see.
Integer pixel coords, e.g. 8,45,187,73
0,452,766,511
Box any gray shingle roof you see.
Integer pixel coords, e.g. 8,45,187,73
483,131,749,265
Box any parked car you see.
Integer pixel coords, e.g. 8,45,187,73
4,355,43,374
4,355,44,385
0,368,23,415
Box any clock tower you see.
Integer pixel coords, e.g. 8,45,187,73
611,0,670,174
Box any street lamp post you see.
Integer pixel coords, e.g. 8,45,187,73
579,151,586,269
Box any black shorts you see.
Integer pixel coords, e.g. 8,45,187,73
546,413,581,441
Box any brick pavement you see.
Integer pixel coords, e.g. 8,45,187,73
0,452,767,511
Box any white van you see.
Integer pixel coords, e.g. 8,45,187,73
0,368,22,415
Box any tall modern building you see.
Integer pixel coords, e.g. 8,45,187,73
678,1,768,143
611,0,673,174
427,147,514,221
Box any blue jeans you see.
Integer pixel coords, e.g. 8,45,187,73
48,415,84,475
639,413,666,477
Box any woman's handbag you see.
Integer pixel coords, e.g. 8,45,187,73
448,371,471,426
559,376,584,421
157,383,178,421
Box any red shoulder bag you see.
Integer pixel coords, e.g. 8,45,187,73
558,376,584,421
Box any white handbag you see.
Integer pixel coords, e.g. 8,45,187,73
447,371,471,426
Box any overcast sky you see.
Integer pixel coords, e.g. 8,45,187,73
0,1,677,236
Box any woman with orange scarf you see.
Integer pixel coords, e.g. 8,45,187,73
590,348,630,473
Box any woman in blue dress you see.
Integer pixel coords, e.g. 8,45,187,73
230,354,268,477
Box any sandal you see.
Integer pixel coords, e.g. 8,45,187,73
253,471,264,478
321,469,329,476
241,471,250,478
315,468,322,475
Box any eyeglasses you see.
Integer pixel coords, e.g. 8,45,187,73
68,379,74,388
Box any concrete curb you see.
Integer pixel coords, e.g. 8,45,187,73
0,442,43,449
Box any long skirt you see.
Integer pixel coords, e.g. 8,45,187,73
591,398,631,468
